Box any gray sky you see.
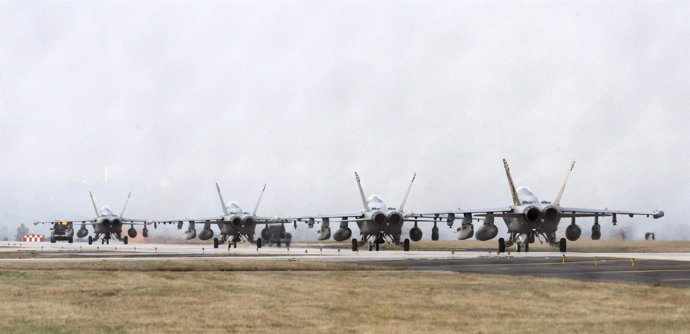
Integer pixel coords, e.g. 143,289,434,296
1,1,688,240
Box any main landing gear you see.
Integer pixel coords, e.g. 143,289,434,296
559,238,567,253
497,235,568,253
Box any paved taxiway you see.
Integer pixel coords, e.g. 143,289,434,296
2,241,690,287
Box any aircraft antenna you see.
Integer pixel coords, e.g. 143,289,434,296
399,172,416,211
354,172,369,211
503,159,521,206
252,184,267,216
216,183,230,216
554,160,575,206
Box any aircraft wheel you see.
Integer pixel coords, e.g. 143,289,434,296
106,239,110,245
285,240,291,248
233,240,237,249
213,238,219,249
277,240,281,248
351,238,358,252
498,238,506,253
369,244,373,251
559,238,567,253
68,237,73,244
256,238,262,249
403,238,410,252
50,236,56,243
123,236,128,245
375,242,380,251
88,236,93,245
524,241,529,252
517,243,521,252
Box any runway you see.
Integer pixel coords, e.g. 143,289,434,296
2,241,690,287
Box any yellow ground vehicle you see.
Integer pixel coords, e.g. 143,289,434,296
50,221,74,243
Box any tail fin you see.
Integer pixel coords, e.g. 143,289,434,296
503,159,521,206
354,172,369,211
215,183,229,216
399,172,416,211
554,160,575,206
120,192,131,217
89,191,101,217
252,184,267,216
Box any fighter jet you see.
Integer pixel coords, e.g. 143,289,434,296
157,183,284,248
428,159,664,253
34,191,151,245
290,172,441,251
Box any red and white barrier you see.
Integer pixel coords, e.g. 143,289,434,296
22,234,46,242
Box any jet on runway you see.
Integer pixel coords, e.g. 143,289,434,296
157,183,284,248
34,191,151,245
289,172,443,251
425,159,664,252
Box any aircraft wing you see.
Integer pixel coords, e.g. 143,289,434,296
410,207,514,221
33,219,96,225
284,213,369,224
254,216,289,224
121,218,151,224
557,207,664,219
181,216,225,223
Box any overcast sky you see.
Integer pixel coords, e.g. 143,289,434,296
1,1,688,241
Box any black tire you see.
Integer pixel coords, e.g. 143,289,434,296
352,238,358,252
517,243,521,252
256,238,262,249
68,237,73,244
559,238,567,253
498,238,505,253
233,240,237,249
524,241,529,252
123,236,128,245
403,238,410,252
285,240,291,248
277,240,281,248
50,237,56,244
375,242,380,251
88,236,93,245
369,244,373,251
213,238,219,249
106,239,109,245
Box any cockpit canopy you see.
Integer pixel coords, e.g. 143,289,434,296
367,194,386,210
99,206,114,217
225,201,243,214
517,186,540,204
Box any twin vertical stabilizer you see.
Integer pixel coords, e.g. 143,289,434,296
554,160,576,206
216,183,229,216
355,172,369,211
503,159,521,206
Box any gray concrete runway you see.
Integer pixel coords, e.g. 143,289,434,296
358,256,690,287
2,241,690,287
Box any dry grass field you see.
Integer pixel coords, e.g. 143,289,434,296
2,260,690,333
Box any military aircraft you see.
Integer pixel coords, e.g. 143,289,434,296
34,191,151,245
157,183,284,248
428,159,664,253
291,172,442,251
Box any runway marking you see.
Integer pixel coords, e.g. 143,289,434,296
661,278,690,282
